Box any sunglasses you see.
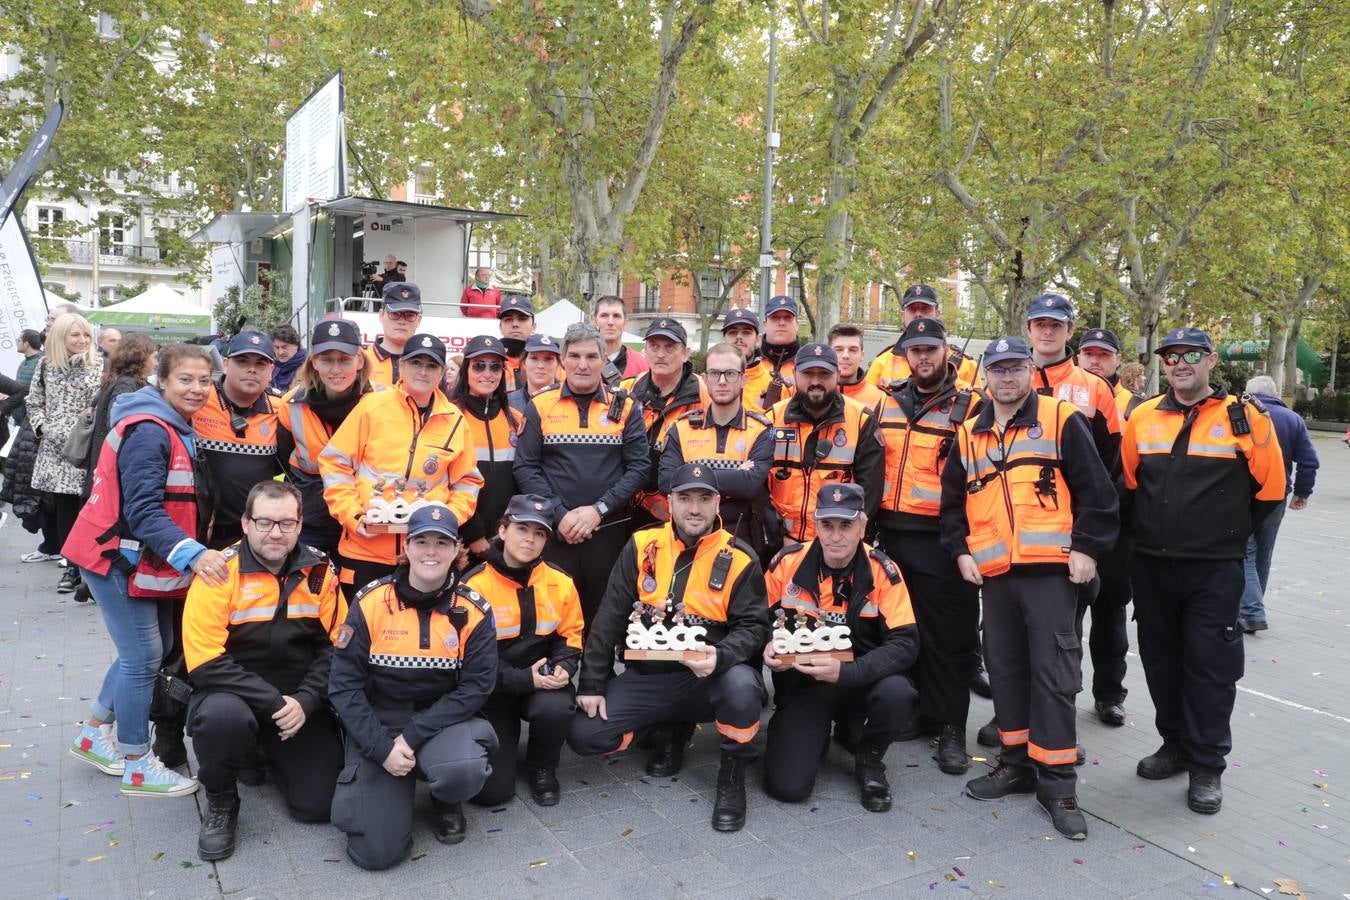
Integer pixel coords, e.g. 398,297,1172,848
470,360,504,373
1161,349,1206,366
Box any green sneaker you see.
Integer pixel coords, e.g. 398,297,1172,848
121,752,199,798
70,723,124,775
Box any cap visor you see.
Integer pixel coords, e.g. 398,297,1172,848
899,336,945,349
464,348,508,359
401,349,443,363
813,508,862,521
670,482,717,494
1078,340,1117,352
408,525,458,539
383,301,420,312
508,513,554,532
795,361,837,372
646,329,685,343
1026,312,1071,322
311,340,360,355
983,353,1031,366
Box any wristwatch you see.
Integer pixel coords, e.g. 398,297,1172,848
594,500,610,517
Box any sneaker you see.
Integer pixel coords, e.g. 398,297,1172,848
70,723,125,776
1037,793,1088,840
121,753,199,798
21,550,59,563
965,763,1037,800
57,568,81,594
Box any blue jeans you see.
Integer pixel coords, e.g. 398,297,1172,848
83,567,176,755
1240,501,1287,623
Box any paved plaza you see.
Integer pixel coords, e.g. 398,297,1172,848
1,436,1346,899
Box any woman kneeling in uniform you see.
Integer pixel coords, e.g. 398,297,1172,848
328,504,498,870
462,494,583,807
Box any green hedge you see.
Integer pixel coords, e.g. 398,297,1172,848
1293,389,1350,421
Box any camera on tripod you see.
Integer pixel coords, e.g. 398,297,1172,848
361,260,380,278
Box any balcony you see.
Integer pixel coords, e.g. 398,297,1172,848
35,239,175,267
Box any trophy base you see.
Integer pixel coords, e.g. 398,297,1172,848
776,650,854,664
365,523,409,535
624,648,710,662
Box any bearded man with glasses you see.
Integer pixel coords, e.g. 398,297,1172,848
1122,327,1286,816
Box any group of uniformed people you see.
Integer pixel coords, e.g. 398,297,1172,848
65,277,1287,869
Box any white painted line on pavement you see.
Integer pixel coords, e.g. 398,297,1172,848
1238,685,1350,725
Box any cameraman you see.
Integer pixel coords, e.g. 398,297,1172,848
366,254,403,291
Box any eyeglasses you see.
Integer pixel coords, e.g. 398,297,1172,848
249,517,299,534
986,365,1029,378
470,360,504,373
385,310,419,322
1161,349,1206,366
706,369,743,383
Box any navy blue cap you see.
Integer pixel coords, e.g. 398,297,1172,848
722,307,761,333
498,295,534,319
766,295,799,318
382,281,422,312
644,317,688,344
794,342,838,372
310,318,362,355
401,333,446,365
983,336,1034,367
814,483,865,520
898,317,947,349
406,504,458,540
1079,328,1121,353
1026,293,1074,322
524,333,560,356
669,462,719,494
224,330,276,361
463,335,508,360
1156,326,1213,354
504,494,555,533
902,283,939,308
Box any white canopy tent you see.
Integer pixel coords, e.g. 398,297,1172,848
84,284,212,338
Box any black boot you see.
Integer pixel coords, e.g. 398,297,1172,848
1094,700,1126,727
966,763,1037,800
1037,792,1088,840
976,717,1000,748
711,755,747,832
197,789,240,861
73,581,92,603
432,800,467,845
152,720,188,769
854,748,892,812
645,722,693,777
1137,744,1186,780
1187,772,1222,814
935,725,969,775
529,767,561,807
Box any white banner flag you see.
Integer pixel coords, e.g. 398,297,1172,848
0,213,49,379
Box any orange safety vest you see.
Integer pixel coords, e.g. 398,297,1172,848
362,344,400,388
768,394,870,543
742,355,795,412
623,369,708,521
667,406,771,472
1032,356,1121,434
840,378,887,416
766,542,916,631
183,542,346,674
632,524,755,626
63,412,200,598
953,394,1080,577
356,577,493,675
318,386,483,566
1114,382,1143,420
878,381,977,519
462,558,583,651
866,344,978,391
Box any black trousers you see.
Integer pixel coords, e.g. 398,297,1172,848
473,688,574,806
763,671,916,803
188,691,343,822
49,491,83,558
568,665,765,759
1085,533,1132,704
882,528,980,730
982,570,1081,797
331,714,497,871
339,559,397,604
543,522,629,628
1131,556,1244,775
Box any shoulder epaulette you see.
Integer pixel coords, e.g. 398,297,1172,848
266,386,283,398
677,408,705,426
459,561,488,583
745,409,772,426
1241,392,1267,415
869,547,902,585
353,573,397,604
768,542,805,570
541,560,575,581
730,536,758,562
454,583,493,615
221,543,241,560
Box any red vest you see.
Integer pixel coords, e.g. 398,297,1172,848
63,413,199,599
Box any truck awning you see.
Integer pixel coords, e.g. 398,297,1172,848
188,212,291,244
318,195,521,224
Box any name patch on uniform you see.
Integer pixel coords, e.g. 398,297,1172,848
335,624,354,649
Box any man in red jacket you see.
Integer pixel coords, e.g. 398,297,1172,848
460,267,501,319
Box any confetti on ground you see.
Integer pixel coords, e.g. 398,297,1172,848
955,856,971,861
529,860,548,868
1132,844,1146,850
1223,875,1235,886
86,855,105,863
59,801,80,809
988,882,1007,889
151,852,164,861
1205,882,1219,889
1044,836,1054,842
620,828,633,837
1313,769,1327,778
323,858,341,863
1313,782,1328,789
25,794,40,800
970,757,987,763
23,818,32,826
1313,824,1329,829
905,851,916,861
1279,838,1287,845
943,873,957,882
1073,858,1084,865
1187,846,1197,853
953,866,965,877
486,828,502,833
83,821,115,834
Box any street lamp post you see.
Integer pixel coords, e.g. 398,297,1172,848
757,0,778,315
